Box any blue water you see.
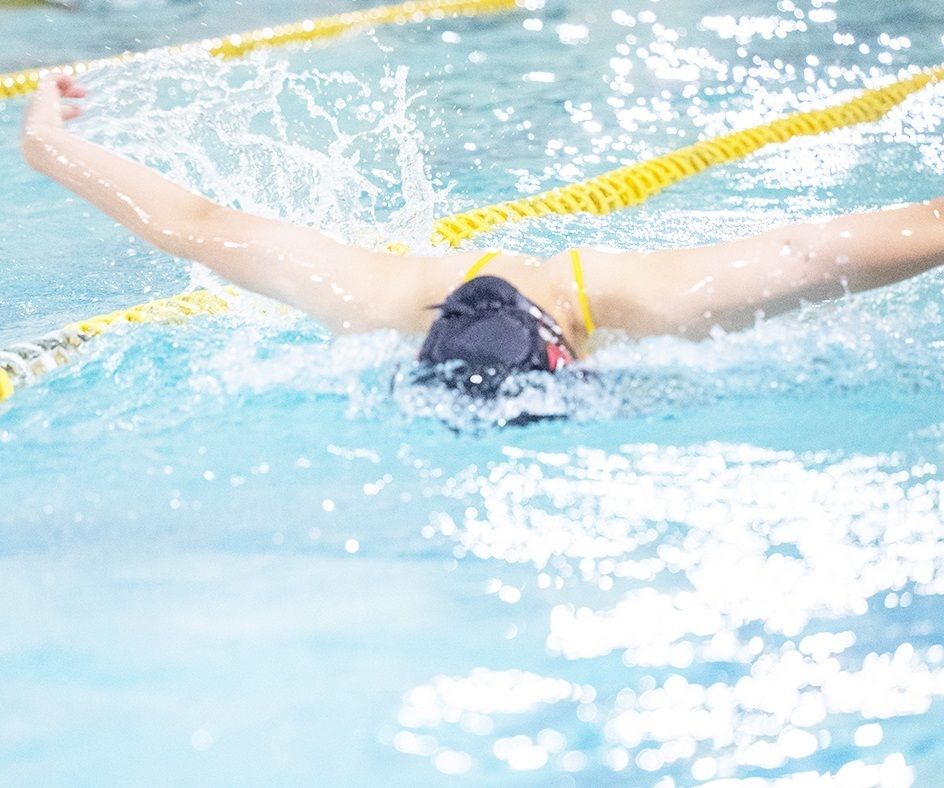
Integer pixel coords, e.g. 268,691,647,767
3,0,944,785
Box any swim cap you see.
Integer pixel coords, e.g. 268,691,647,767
417,275,573,396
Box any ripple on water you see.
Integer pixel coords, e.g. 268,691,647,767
390,442,944,782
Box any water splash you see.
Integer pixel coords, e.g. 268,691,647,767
75,47,444,255
111,261,944,433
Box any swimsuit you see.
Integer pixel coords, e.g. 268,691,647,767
463,249,597,335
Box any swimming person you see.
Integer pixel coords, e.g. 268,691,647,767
20,76,944,391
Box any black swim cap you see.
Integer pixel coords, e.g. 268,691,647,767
417,276,573,396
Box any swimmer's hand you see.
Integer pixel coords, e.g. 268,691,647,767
24,75,86,132
21,75,86,167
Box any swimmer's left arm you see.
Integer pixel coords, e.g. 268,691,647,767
632,200,944,334
21,76,478,333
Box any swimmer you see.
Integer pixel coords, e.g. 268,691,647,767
20,76,944,392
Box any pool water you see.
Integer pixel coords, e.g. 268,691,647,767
3,0,944,784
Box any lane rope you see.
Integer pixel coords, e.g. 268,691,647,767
0,289,234,402
431,66,944,246
0,0,519,100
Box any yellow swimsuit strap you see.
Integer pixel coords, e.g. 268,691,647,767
462,250,502,281
462,248,597,335
569,249,596,336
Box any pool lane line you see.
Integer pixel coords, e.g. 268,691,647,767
0,0,520,100
432,65,944,247
0,289,235,403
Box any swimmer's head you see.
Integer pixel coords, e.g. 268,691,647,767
416,275,574,397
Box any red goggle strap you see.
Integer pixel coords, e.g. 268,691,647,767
546,342,573,372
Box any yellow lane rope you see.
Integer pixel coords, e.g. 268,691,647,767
0,289,233,402
0,0,518,100
431,66,944,247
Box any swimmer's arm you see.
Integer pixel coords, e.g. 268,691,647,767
632,201,944,334
21,76,471,332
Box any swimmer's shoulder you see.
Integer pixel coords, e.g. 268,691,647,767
568,245,686,337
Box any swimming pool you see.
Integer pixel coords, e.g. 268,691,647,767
3,0,944,784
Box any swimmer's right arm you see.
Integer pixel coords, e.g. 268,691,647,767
620,201,944,336
21,76,470,333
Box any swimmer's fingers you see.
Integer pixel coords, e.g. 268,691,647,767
54,75,85,121
26,76,83,131
55,74,87,99
60,104,82,121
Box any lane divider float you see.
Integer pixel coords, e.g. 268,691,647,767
0,290,233,402
431,65,944,246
